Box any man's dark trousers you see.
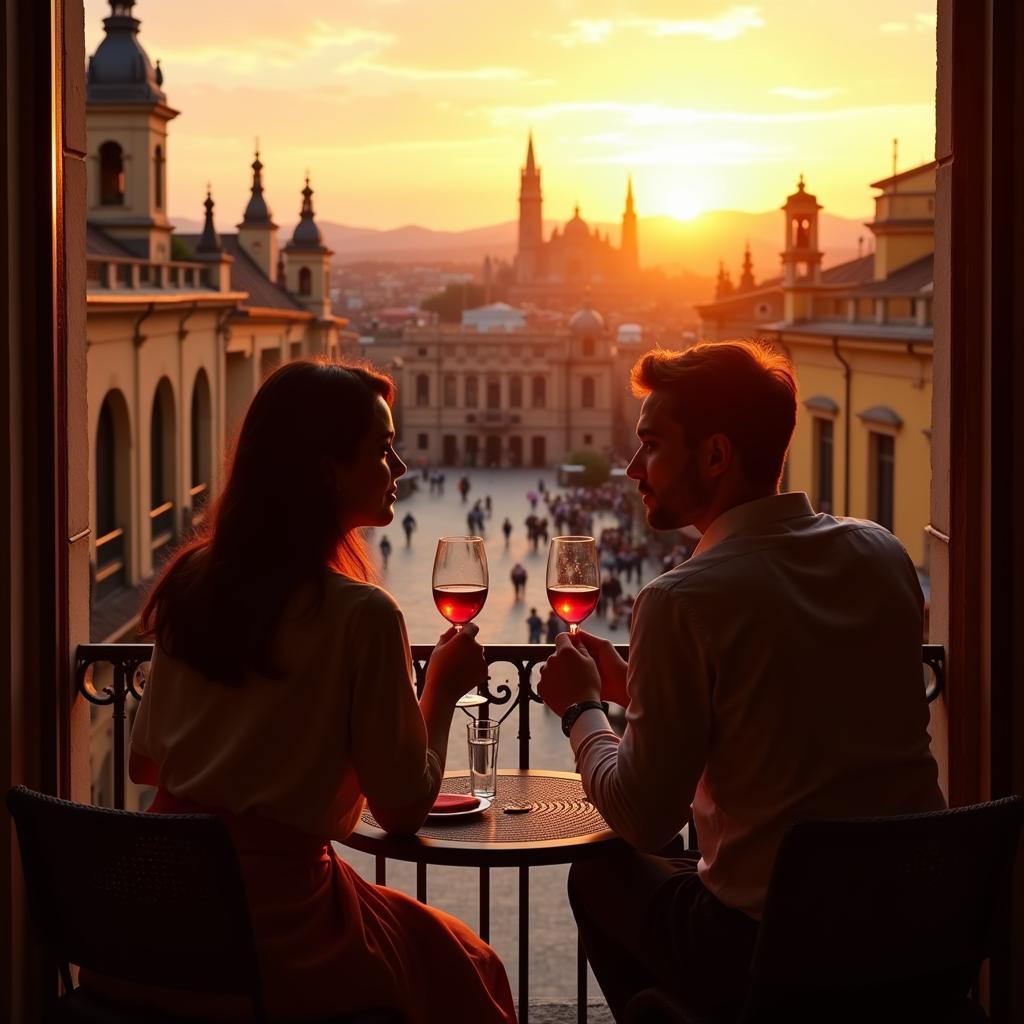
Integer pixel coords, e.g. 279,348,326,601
569,845,759,1023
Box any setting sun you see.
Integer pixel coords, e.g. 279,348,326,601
658,188,712,222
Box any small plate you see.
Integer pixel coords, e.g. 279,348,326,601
426,796,491,820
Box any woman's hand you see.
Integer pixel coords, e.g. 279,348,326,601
423,622,488,707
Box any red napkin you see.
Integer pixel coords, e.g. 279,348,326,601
431,794,481,814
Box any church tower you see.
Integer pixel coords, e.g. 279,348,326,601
237,146,279,280
738,241,755,291
620,177,639,272
780,174,823,286
283,176,334,318
85,0,179,261
516,134,544,284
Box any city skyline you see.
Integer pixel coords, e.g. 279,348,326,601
84,0,937,232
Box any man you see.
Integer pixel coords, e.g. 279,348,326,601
401,511,416,547
526,608,543,644
538,341,944,1022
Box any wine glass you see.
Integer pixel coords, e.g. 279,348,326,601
432,536,489,709
546,536,601,636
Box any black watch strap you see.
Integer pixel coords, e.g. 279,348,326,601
561,699,610,737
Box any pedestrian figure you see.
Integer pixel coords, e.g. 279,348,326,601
527,490,538,511
510,563,527,600
501,517,513,547
526,608,543,644
378,535,392,568
458,476,470,503
401,512,417,547
545,611,564,643
485,495,493,518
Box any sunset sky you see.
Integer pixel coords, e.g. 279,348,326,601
84,1,938,231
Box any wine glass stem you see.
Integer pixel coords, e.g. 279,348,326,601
453,623,463,632
568,622,579,636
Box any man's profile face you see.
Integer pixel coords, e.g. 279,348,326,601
625,391,712,530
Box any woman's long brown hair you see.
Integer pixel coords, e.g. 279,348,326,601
140,358,395,683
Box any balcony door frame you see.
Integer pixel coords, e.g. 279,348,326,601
933,2,1024,1016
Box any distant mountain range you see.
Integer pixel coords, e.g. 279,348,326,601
173,208,873,286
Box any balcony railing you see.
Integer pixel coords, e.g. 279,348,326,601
75,641,945,1023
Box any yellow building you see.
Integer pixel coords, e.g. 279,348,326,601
698,163,936,572
85,2,347,642
396,303,616,469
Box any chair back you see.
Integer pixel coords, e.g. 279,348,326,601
747,796,1024,1015
6,786,264,1011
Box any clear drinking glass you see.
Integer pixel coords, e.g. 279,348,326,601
432,536,489,709
467,718,499,799
546,535,601,636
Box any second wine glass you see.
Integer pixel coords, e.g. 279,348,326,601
546,535,601,636
432,536,489,709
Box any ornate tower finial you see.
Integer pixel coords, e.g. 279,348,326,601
241,144,275,226
196,185,222,253
290,173,325,249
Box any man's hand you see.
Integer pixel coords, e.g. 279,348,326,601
573,631,629,707
538,633,602,718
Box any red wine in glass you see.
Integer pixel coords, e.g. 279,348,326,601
546,584,600,627
432,536,489,709
432,584,488,625
546,536,600,636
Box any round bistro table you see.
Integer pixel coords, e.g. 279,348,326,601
341,768,626,1024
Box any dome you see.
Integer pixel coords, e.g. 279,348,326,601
569,303,605,334
87,2,167,106
563,205,590,245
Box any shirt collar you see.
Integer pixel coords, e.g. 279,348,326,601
692,491,815,558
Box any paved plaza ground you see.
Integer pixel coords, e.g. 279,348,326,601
337,467,666,1009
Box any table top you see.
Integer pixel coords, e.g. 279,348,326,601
341,769,625,868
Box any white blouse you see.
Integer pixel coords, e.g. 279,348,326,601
131,572,441,839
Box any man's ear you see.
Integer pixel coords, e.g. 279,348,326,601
706,433,732,478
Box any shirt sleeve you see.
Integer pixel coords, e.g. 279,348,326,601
348,589,442,830
571,583,712,852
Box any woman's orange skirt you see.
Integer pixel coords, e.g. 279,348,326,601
148,789,517,1023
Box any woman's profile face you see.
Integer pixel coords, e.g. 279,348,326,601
335,395,407,531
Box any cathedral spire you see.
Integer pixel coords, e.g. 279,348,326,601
196,185,222,253
525,132,537,177
625,176,634,212
241,143,276,227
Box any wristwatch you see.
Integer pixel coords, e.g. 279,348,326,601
561,699,609,737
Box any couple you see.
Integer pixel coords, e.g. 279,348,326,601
111,345,942,1023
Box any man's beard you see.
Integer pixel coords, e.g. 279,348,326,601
645,458,712,531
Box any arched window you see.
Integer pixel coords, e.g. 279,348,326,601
96,398,117,536
298,267,312,296
416,373,430,407
486,377,501,409
443,374,457,406
581,376,596,408
509,375,523,408
190,369,211,520
465,375,479,409
531,375,546,409
150,378,177,554
95,390,131,595
153,145,164,209
100,141,125,206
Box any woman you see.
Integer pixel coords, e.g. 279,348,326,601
112,360,516,1022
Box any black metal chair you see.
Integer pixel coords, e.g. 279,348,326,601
6,786,404,1024
623,796,1024,1024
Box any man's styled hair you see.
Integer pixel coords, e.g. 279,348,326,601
631,340,798,487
